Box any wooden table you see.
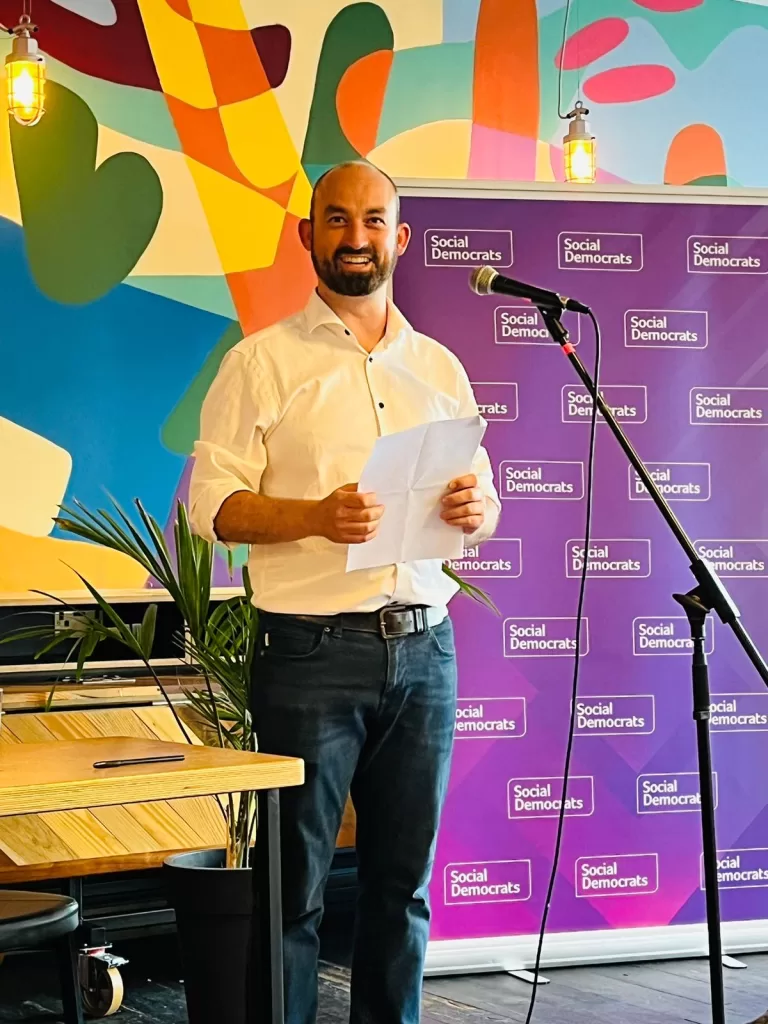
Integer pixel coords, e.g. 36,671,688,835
0,736,304,1024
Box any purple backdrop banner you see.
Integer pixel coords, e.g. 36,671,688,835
394,191,768,949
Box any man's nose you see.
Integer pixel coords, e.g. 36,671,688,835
343,220,369,250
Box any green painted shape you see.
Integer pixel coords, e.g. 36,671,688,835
162,320,244,456
0,36,180,152
127,275,237,319
50,57,181,152
304,162,339,186
11,81,163,306
376,43,473,146
688,173,729,187
302,2,394,168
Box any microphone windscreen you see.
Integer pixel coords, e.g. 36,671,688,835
469,265,498,296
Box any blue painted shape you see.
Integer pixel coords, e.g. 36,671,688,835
0,217,231,534
442,0,481,42
377,43,474,146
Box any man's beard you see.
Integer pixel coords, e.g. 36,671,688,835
312,246,396,297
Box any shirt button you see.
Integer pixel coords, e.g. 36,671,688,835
344,329,351,336
379,402,385,409
368,357,373,363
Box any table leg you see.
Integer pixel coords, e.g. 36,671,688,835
250,788,284,1024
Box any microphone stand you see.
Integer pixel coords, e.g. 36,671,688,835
537,305,768,1024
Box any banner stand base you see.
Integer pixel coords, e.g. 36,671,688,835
506,969,550,985
723,955,748,970
424,920,768,977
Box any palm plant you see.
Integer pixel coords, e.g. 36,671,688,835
2,497,497,867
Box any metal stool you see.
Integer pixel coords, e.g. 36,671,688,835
0,890,83,1023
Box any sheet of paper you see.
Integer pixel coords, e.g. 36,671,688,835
346,416,487,572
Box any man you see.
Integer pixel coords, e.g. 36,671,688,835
190,161,500,1024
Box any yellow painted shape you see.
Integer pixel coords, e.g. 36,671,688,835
137,0,216,108
229,0,262,28
187,158,286,272
262,0,442,152
220,91,300,190
0,85,20,225
0,418,72,538
368,120,471,179
187,0,249,29
288,167,312,219
536,140,556,182
0,525,148,599
95,125,224,277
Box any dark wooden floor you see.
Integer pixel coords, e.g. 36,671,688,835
1,910,767,1024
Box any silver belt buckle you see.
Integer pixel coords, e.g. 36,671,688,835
379,606,426,639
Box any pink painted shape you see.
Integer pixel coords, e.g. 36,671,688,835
632,0,702,10
468,124,537,180
584,64,676,104
556,18,630,71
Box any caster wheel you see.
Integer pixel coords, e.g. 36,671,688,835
80,958,124,1018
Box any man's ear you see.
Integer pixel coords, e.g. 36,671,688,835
396,221,412,257
298,218,312,252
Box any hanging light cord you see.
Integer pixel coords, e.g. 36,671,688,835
557,0,575,119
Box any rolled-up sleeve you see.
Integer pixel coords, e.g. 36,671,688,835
189,347,276,543
455,363,502,545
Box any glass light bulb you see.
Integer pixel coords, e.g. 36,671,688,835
7,57,46,126
564,137,596,185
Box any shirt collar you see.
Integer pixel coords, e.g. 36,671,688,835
303,289,410,347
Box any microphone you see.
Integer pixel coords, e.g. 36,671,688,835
469,266,590,315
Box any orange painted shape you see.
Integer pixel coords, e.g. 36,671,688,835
259,174,298,209
166,96,255,190
665,124,726,185
474,0,539,138
337,49,394,157
196,23,270,106
166,0,193,17
228,214,316,336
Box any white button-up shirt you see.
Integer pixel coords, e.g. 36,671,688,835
190,290,501,615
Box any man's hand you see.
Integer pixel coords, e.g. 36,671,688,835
314,483,385,544
441,473,485,534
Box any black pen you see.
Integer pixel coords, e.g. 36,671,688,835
93,754,186,769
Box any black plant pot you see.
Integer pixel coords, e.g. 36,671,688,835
164,849,253,1024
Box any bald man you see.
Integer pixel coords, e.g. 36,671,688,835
190,162,500,1024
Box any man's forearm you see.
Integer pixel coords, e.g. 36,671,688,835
214,490,321,545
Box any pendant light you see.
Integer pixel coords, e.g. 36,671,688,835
5,10,45,127
563,101,596,184
557,0,597,183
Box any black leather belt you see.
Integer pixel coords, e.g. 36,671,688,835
290,604,433,639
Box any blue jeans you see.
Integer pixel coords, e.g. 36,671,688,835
252,611,458,1024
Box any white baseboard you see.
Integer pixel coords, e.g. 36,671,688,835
424,920,768,975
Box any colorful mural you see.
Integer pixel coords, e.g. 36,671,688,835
0,0,765,596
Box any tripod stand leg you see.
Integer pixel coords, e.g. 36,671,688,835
696,713,725,1024
675,589,726,1024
